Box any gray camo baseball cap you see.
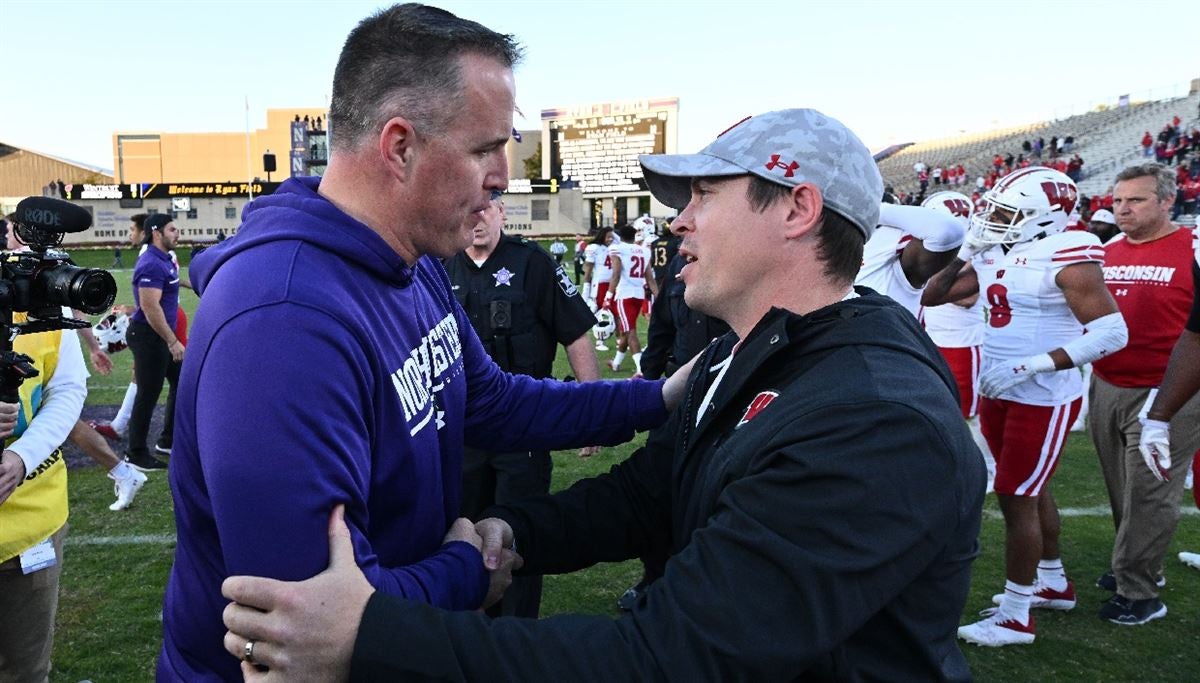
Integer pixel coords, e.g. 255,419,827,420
639,109,882,239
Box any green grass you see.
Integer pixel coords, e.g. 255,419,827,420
47,252,1200,681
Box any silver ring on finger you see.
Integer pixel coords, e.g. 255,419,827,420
243,639,257,664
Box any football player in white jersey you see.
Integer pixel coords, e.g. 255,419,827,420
925,167,1128,647
855,198,966,317
581,227,615,349
605,224,656,374
917,192,996,491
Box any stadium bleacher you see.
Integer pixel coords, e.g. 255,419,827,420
878,91,1200,206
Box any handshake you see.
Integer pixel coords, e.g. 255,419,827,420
442,516,523,610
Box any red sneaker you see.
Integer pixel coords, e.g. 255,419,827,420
992,580,1076,610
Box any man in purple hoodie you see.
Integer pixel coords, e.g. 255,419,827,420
157,5,680,680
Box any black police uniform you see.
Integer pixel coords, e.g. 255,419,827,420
443,233,597,618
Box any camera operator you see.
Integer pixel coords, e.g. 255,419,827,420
442,197,601,618
125,214,183,471
0,215,89,679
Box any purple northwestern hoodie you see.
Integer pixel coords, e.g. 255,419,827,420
158,177,667,681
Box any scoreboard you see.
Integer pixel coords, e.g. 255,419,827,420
543,98,678,196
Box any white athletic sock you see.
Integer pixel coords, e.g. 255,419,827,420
1037,559,1067,591
111,382,138,433
999,580,1033,623
612,350,626,369
109,460,135,479
633,352,642,373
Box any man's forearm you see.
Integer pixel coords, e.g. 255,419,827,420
565,335,601,382
1148,329,1200,421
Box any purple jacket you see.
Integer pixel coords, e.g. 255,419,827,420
158,177,667,681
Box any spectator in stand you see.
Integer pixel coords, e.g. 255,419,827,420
1022,139,1033,154
932,166,943,185
1157,126,1170,146
1182,175,1199,217
976,175,986,192
993,153,1004,171
1067,154,1084,182
1004,153,1014,169
1034,137,1044,159
913,160,926,176
1064,135,1074,153
1142,131,1154,157
956,164,966,186
1049,136,1059,159
1174,133,1190,160
918,168,929,194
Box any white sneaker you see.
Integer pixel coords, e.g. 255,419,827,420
607,359,621,372
595,342,609,351
958,609,1036,647
109,468,147,511
1181,551,1200,570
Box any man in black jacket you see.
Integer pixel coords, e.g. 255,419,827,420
220,108,986,682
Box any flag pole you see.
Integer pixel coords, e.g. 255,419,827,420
245,96,254,201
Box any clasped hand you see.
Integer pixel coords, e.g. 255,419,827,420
220,509,522,680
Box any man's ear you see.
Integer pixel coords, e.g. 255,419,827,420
378,117,418,182
782,182,824,240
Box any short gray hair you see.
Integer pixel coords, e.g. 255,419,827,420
329,3,523,152
1115,163,1176,202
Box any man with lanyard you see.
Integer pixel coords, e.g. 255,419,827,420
219,108,985,681
0,215,88,681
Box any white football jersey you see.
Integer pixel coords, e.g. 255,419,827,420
585,243,611,284
856,225,923,317
610,243,650,300
975,231,1105,405
922,300,985,348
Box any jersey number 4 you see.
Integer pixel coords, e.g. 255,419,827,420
986,284,1012,328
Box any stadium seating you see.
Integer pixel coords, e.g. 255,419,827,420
878,91,1200,208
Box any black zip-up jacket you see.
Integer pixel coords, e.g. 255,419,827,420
351,290,986,682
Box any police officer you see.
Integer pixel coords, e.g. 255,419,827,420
443,197,602,618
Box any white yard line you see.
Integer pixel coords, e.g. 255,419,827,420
983,505,1198,520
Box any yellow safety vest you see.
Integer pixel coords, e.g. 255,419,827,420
0,321,67,564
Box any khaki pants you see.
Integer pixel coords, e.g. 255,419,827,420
1089,376,1200,600
0,525,67,683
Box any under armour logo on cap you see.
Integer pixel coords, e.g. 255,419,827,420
765,154,799,178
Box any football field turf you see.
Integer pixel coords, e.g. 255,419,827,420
49,250,1200,681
